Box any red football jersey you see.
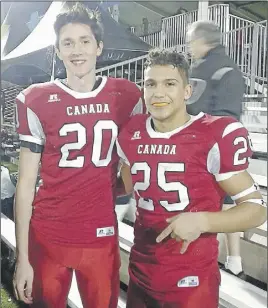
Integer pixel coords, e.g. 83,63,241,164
117,112,253,298
15,76,142,247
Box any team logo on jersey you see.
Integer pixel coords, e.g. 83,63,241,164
177,276,199,287
96,226,115,237
131,131,141,140
48,94,60,103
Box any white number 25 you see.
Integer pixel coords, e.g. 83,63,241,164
131,162,190,212
233,135,253,166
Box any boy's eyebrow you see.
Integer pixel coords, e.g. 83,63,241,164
80,35,92,39
145,78,179,82
61,35,92,41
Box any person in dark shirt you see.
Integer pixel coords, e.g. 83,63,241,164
187,21,245,120
186,21,246,278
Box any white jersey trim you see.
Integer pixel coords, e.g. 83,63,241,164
222,122,244,138
116,140,130,166
18,108,45,145
207,142,220,174
231,183,259,200
27,108,45,144
146,112,204,139
16,92,26,103
54,76,107,99
214,170,245,182
19,134,44,145
130,97,143,116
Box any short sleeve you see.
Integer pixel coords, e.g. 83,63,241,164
116,139,130,166
207,118,253,181
116,124,130,166
15,92,45,145
130,84,146,116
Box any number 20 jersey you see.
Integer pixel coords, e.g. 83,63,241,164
15,76,142,247
117,113,253,294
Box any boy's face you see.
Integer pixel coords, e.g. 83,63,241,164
144,64,192,122
56,22,103,78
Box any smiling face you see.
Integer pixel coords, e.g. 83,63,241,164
144,64,192,123
56,22,103,79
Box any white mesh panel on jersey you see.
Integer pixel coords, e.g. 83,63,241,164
116,140,130,166
215,170,244,181
207,142,220,174
222,121,244,138
19,108,45,145
207,143,244,181
130,97,144,116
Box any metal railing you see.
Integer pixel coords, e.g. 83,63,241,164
139,31,161,48
222,21,267,95
2,67,266,135
160,9,198,49
1,86,22,123
137,4,230,48
98,23,267,97
229,14,255,30
131,19,162,37
96,54,147,87
1,5,266,129
96,53,267,134
135,4,267,96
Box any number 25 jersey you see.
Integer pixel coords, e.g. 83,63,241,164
15,76,142,247
117,113,253,292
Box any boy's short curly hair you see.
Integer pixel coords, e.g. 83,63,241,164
54,2,104,49
144,48,189,84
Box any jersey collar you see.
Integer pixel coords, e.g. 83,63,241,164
146,112,205,139
54,76,107,99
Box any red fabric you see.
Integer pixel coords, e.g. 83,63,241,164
29,225,120,308
126,270,220,307
16,77,141,246
118,113,252,297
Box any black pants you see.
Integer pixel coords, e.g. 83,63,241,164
1,196,14,221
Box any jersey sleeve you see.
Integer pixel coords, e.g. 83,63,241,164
116,125,130,166
130,96,144,116
127,82,145,116
207,118,253,181
15,91,45,146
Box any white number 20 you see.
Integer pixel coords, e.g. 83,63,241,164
131,162,190,212
59,120,118,168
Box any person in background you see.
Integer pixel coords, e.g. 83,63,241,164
1,165,16,220
186,20,246,278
